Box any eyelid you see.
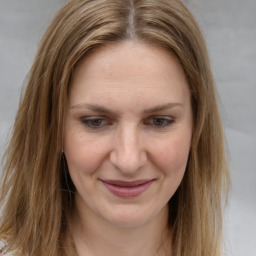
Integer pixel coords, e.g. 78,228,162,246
81,116,112,129
80,115,174,130
143,115,175,128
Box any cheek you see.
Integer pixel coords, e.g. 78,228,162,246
64,128,110,176
152,133,191,176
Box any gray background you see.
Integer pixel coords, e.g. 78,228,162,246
0,0,255,255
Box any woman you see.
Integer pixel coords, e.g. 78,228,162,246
0,0,230,255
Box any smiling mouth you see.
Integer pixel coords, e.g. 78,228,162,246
100,179,155,198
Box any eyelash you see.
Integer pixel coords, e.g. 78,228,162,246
81,116,174,130
144,116,174,128
81,117,110,129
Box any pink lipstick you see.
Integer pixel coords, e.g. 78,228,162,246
101,179,154,198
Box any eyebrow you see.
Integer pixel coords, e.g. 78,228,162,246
71,102,184,115
143,102,184,113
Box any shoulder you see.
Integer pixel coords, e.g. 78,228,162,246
0,241,19,256
0,250,14,256
0,249,15,256
0,245,5,256
0,246,4,255
0,241,5,255
0,241,13,256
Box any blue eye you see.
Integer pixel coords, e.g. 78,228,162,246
81,117,108,129
145,116,174,128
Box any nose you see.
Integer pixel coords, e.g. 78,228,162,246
109,125,147,174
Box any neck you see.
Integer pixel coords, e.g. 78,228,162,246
71,201,172,256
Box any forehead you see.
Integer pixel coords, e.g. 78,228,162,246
69,40,190,107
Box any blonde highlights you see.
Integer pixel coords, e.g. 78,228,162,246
0,0,230,255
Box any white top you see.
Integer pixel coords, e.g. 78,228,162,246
0,241,13,256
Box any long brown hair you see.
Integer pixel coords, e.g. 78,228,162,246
0,0,230,255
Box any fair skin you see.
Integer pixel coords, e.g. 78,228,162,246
64,40,193,256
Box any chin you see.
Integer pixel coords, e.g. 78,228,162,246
105,214,150,228
101,204,167,229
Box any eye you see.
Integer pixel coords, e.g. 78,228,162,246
144,116,174,128
81,117,110,129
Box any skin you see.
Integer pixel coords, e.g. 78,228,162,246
64,40,193,256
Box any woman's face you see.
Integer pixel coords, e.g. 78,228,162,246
64,41,193,228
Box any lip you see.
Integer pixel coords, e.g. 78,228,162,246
100,179,155,198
